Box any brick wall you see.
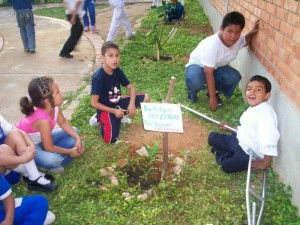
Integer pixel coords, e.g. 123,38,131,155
210,0,300,109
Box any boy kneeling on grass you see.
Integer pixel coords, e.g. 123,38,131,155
208,75,280,173
91,42,150,144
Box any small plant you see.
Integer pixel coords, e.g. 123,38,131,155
140,142,160,180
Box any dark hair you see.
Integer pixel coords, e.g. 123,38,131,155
20,76,55,116
221,11,245,30
248,75,272,93
101,41,119,55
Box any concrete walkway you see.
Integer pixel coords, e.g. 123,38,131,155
0,5,104,125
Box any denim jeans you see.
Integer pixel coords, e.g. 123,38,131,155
16,9,35,50
83,0,96,26
60,15,83,55
34,128,78,169
185,64,241,101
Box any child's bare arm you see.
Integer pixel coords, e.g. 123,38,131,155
245,19,260,45
126,83,137,116
91,95,126,118
251,155,272,170
1,194,15,225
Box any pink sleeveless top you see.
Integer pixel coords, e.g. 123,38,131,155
17,107,58,143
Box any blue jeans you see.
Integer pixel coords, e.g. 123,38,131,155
34,128,78,169
83,0,96,26
185,64,241,101
16,9,35,50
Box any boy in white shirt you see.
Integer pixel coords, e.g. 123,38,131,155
185,11,259,111
208,75,280,173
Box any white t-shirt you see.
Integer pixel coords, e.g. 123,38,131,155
64,0,84,15
237,102,280,159
186,32,246,68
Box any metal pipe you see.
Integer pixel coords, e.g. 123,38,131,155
180,104,237,132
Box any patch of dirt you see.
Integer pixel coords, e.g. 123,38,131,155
120,116,208,155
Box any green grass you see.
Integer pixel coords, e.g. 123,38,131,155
34,6,65,20
12,0,300,224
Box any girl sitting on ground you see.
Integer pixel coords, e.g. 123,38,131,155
0,113,57,192
17,76,84,173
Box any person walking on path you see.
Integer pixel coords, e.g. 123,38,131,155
83,0,99,33
8,0,36,53
59,0,84,58
106,0,135,41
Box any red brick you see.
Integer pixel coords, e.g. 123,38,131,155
288,56,300,76
273,0,284,7
293,29,300,44
267,37,278,52
280,22,294,37
278,48,290,64
252,0,259,7
287,12,299,26
270,15,281,30
276,60,294,82
283,0,299,13
259,1,267,10
261,11,270,23
265,23,276,38
276,7,289,22
283,38,299,57
266,2,276,14
254,7,262,18
274,32,284,45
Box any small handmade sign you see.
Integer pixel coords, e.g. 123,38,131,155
141,103,183,133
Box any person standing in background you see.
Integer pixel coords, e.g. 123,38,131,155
83,0,99,33
106,0,135,41
8,0,36,53
59,0,84,58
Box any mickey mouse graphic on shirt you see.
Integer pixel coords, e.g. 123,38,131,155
108,86,121,103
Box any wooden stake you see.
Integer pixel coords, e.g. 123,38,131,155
161,76,176,179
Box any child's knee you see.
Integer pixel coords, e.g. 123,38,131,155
144,93,150,103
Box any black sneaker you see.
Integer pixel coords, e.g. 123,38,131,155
59,52,73,58
27,176,58,193
206,92,223,106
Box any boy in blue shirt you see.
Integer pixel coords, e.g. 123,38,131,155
91,42,150,144
165,0,185,23
8,0,36,53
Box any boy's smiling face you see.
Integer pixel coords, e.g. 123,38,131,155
246,81,271,107
101,47,120,74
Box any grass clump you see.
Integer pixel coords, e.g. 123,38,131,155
11,0,300,224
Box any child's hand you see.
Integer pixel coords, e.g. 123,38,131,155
251,159,266,170
69,147,81,158
219,121,230,131
75,139,84,155
251,19,260,34
127,105,136,116
114,108,126,118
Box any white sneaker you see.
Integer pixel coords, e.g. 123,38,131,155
44,211,56,225
121,115,132,124
47,167,64,174
89,113,98,126
126,32,136,39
